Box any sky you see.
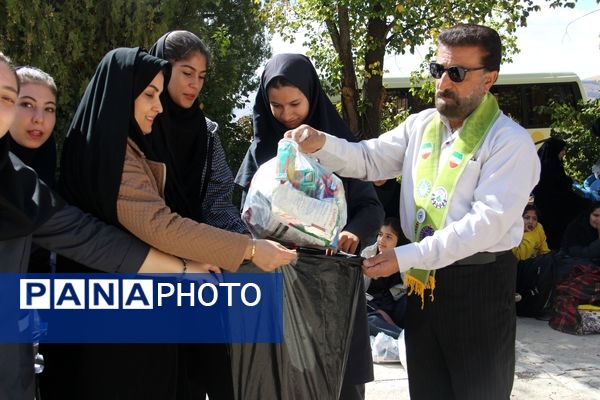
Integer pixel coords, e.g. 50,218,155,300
235,1,600,117
270,0,600,80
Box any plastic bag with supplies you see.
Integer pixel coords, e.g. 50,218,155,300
371,331,401,363
242,138,347,249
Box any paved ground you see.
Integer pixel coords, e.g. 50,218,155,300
366,317,600,399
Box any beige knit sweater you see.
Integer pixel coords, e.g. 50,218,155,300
116,138,249,271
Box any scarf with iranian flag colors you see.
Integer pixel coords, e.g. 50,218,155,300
406,93,500,306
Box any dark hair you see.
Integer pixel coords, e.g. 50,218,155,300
266,75,296,91
589,201,600,215
16,66,57,97
0,52,19,92
438,24,502,72
163,30,211,66
523,203,539,217
382,217,402,238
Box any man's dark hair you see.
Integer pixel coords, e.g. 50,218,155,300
438,24,502,72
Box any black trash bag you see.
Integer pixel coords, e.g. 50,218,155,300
230,250,363,400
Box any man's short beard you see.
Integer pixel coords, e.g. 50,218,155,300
435,89,485,121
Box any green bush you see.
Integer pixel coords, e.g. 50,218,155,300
222,116,254,208
539,99,600,182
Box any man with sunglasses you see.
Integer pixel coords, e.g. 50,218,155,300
285,24,540,400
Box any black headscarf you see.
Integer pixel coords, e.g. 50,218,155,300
561,202,600,252
59,47,169,226
8,134,56,188
148,32,211,221
0,134,63,240
534,137,571,193
533,137,591,249
235,53,357,189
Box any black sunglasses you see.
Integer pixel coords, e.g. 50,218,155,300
429,62,486,83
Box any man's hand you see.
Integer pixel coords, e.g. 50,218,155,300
362,248,400,278
284,124,326,153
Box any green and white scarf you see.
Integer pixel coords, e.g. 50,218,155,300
405,93,500,306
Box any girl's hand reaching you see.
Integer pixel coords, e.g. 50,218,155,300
246,239,297,271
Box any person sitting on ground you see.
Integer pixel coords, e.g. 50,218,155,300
512,204,550,261
581,159,600,202
361,217,409,339
560,202,600,268
512,204,555,318
551,201,600,334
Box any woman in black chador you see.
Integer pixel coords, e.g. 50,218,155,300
533,137,588,249
236,53,384,400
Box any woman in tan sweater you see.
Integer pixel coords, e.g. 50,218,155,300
60,48,295,273
50,48,295,400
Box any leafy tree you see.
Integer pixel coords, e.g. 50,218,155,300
159,0,270,175
160,0,270,125
540,98,600,182
226,115,254,207
1,0,165,149
0,0,269,168
262,0,588,139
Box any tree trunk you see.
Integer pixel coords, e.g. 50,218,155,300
326,5,360,136
362,5,388,139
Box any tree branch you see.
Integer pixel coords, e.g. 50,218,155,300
325,19,341,54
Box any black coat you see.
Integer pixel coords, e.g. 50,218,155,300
235,54,382,387
533,138,588,249
561,203,600,264
0,180,148,400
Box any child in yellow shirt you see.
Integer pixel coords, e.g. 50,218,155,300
513,204,556,318
513,204,551,260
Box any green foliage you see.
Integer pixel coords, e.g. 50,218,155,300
539,99,600,182
1,0,166,152
222,115,253,176
162,0,271,126
261,0,586,138
0,0,269,168
224,115,254,207
380,94,410,133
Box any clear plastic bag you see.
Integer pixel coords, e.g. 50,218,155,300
242,139,347,249
371,331,401,364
